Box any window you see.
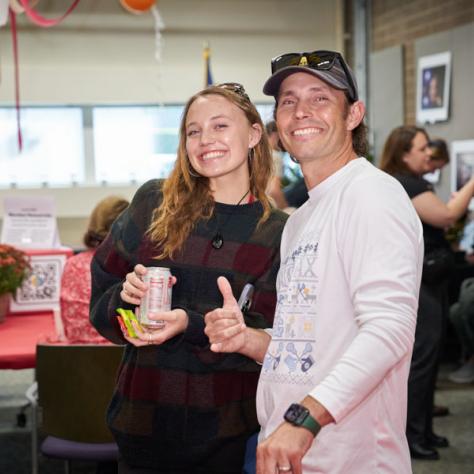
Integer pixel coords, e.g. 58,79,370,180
92,105,183,185
0,102,301,189
256,103,274,124
0,107,84,188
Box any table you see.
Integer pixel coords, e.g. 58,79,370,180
0,311,56,369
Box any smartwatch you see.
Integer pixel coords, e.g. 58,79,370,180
284,403,321,437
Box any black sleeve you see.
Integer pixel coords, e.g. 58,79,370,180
395,174,433,199
89,179,162,344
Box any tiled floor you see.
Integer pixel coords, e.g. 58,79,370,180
412,366,474,474
1,366,473,473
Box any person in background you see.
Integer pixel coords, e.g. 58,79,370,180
206,50,422,474
90,83,287,474
282,177,308,209
380,125,474,460
448,277,474,384
427,138,450,172
265,120,288,209
59,196,129,344
427,138,474,385
425,138,451,419
265,120,309,212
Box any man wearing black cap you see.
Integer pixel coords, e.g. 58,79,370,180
205,50,423,473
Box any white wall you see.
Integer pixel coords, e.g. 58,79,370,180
0,0,344,245
369,46,404,164
0,0,344,104
416,23,474,201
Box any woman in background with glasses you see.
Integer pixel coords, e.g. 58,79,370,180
90,83,287,474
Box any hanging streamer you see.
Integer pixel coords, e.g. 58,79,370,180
9,8,22,151
151,5,164,63
8,0,82,152
151,4,164,104
18,0,81,27
9,0,39,15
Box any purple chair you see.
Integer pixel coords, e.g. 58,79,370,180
26,344,123,474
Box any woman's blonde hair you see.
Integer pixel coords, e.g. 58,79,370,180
147,84,274,259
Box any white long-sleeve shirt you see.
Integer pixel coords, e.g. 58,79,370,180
257,158,423,473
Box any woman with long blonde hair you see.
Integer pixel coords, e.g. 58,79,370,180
90,83,287,474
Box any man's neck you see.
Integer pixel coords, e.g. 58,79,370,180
301,146,359,190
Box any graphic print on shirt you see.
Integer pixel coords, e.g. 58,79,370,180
262,229,319,386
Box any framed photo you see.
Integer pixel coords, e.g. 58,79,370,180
416,51,451,124
451,140,474,195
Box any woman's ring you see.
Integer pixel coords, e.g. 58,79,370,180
148,333,153,345
278,466,292,472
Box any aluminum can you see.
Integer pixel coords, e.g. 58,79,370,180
139,267,172,328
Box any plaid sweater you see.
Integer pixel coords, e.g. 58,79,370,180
90,180,287,472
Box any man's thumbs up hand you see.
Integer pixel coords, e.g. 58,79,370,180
204,277,247,353
217,276,239,310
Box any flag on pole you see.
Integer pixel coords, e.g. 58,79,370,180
203,42,213,87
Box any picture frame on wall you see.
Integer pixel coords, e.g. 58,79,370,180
451,140,474,195
416,51,451,124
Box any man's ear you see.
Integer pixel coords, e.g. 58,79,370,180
346,100,365,131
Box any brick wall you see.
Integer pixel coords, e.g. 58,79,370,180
371,0,474,124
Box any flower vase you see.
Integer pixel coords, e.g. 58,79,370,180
0,293,10,323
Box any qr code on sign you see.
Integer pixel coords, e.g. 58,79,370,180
16,258,62,304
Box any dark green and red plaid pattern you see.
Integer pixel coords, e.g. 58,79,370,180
90,180,287,472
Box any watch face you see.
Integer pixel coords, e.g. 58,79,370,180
284,403,309,425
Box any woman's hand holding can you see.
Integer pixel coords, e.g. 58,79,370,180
121,264,148,305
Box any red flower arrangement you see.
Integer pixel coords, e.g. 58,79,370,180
0,244,31,295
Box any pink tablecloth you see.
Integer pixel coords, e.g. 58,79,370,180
0,312,56,369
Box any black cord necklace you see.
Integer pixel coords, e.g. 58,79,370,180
211,189,250,250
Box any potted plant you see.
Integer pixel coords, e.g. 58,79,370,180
0,244,31,322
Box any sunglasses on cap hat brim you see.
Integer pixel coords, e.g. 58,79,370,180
263,50,358,102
